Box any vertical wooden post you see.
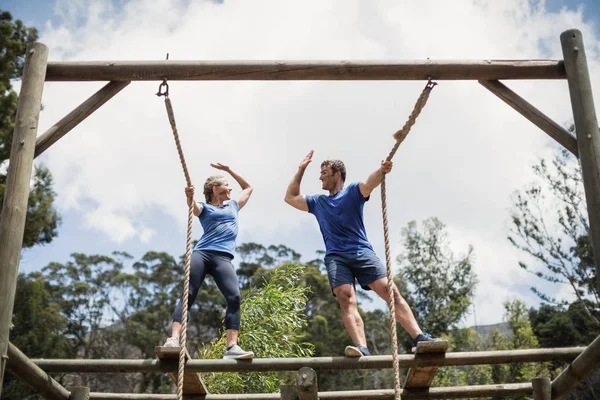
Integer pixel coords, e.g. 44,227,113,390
69,387,90,400
532,377,551,400
280,385,298,400
560,29,600,290
296,367,318,400
0,42,48,395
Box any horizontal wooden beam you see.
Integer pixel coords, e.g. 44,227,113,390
479,79,578,157
32,347,584,373
552,335,600,399
87,383,532,400
44,59,566,82
35,81,130,158
6,343,70,400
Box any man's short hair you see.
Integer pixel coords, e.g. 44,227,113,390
321,160,346,182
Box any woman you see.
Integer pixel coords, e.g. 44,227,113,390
164,163,254,360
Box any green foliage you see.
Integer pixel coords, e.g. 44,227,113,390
0,10,60,248
529,301,600,348
198,262,314,394
508,147,598,319
397,217,478,339
4,273,74,400
434,301,550,400
487,301,550,399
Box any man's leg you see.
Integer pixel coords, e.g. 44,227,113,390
332,284,367,347
368,277,422,338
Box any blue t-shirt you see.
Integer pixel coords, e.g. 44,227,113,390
193,200,239,257
306,182,374,256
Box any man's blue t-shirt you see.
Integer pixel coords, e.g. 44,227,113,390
306,183,374,256
193,200,239,257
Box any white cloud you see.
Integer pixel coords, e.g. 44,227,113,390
31,0,600,325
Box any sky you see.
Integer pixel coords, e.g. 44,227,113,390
4,0,600,330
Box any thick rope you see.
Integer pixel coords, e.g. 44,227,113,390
381,80,436,400
159,82,193,400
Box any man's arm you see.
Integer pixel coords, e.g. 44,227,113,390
359,160,393,198
185,186,204,217
284,150,313,212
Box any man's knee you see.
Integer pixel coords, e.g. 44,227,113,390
334,285,357,308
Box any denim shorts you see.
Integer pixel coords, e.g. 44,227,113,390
324,250,387,294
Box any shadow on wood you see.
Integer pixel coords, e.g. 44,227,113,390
403,340,449,389
155,346,207,395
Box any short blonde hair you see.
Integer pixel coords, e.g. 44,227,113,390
203,175,227,202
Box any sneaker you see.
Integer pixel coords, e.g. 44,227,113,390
411,332,441,352
163,337,180,348
223,344,254,360
344,345,371,357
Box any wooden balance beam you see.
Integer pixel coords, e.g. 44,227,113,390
155,346,208,395
403,340,449,389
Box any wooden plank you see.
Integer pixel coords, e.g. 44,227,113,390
34,81,130,158
44,59,566,82
560,30,600,294
0,42,49,392
32,346,584,373
552,334,600,400
70,386,91,400
155,346,207,395
532,377,551,400
403,340,449,389
479,79,578,157
86,382,535,399
6,342,70,400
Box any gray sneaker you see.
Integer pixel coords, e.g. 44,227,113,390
223,344,254,360
163,337,180,348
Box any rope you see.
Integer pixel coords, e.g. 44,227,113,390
380,80,436,400
157,80,193,400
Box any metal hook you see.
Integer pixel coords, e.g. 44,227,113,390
156,78,169,97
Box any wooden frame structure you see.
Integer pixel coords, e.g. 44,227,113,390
0,28,599,400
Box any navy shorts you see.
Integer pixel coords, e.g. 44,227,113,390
324,250,387,295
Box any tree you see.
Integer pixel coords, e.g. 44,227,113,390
508,145,599,322
2,273,74,400
396,217,478,340
198,262,313,394
529,301,600,348
0,10,60,248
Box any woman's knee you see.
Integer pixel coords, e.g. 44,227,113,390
226,292,241,310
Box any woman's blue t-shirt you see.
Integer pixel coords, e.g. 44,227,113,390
193,200,239,257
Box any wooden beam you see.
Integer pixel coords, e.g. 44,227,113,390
296,367,318,400
0,42,48,393
560,29,600,293
479,80,578,157
86,383,533,399
34,81,130,158
32,347,584,373
154,346,207,394
403,341,449,389
44,60,566,82
532,377,551,400
70,387,91,400
5,343,70,400
552,334,600,399
280,385,299,400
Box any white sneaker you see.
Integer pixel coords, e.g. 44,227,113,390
163,337,180,348
223,344,254,360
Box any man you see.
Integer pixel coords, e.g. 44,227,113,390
284,150,438,356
